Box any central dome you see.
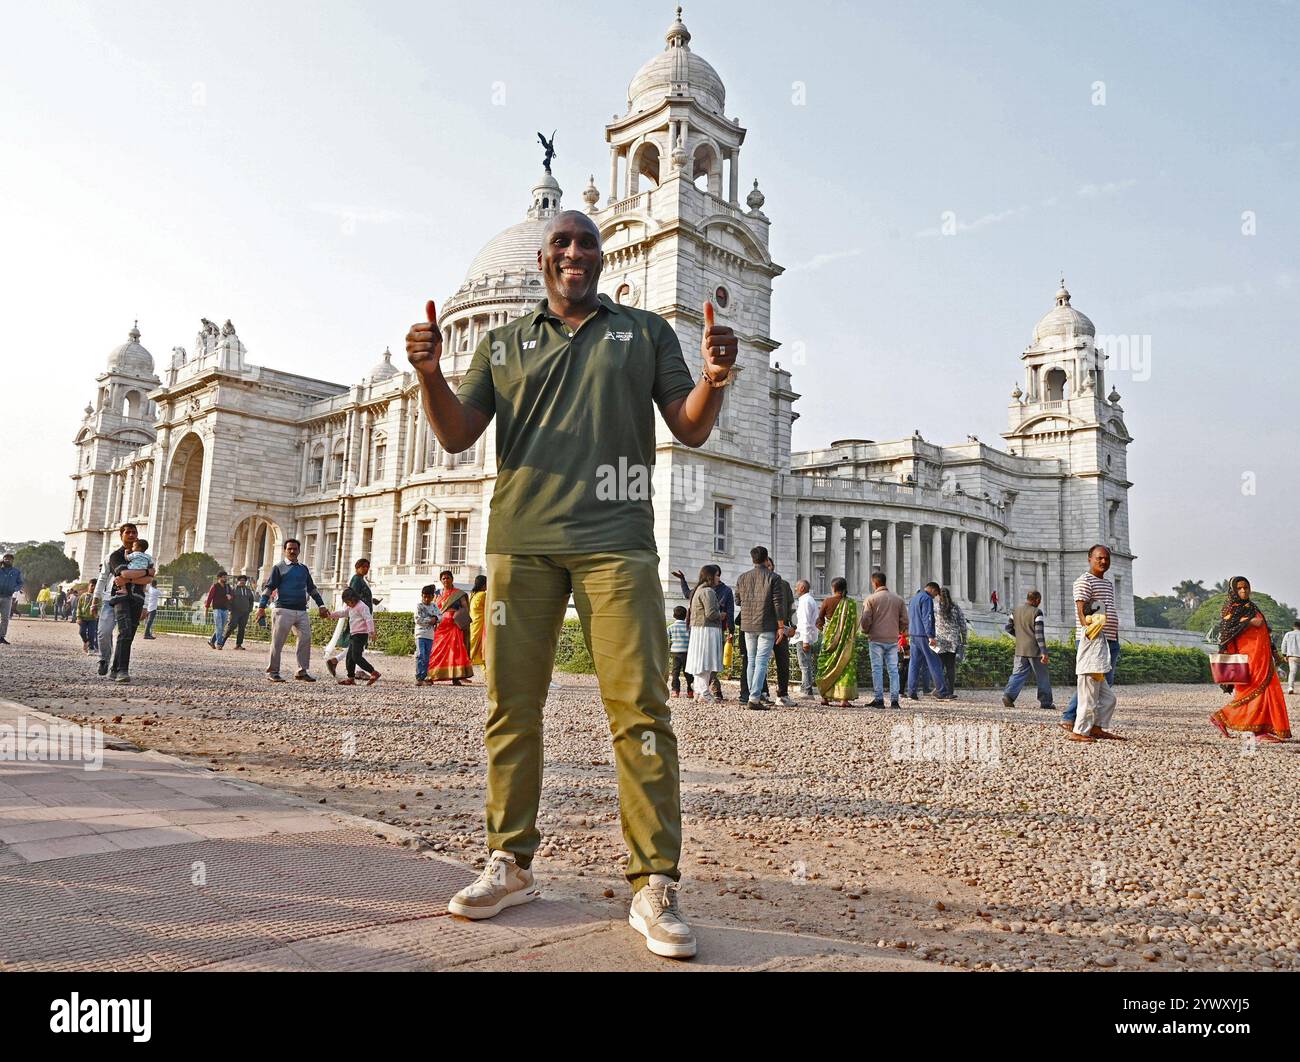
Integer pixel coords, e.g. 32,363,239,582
461,170,563,285
628,7,725,115
464,218,546,283
1033,281,1095,344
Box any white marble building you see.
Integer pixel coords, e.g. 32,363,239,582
65,8,1189,643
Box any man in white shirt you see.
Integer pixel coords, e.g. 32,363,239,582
794,580,819,698
142,580,161,639
1282,622,1300,694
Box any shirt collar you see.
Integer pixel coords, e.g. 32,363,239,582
530,294,618,328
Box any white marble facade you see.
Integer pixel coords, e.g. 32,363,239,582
67,8,1174,641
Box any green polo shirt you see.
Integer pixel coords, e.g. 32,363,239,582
457,294,695,554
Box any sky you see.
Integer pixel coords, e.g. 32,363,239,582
2,0,1297,604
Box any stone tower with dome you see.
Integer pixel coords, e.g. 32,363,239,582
65,322,161,574
589,5,791,583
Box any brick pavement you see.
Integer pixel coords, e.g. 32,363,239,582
0,699,931,972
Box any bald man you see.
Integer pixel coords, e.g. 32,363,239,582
405,209,738,959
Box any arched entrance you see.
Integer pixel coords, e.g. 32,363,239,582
231,515,283,588
168,434,205,557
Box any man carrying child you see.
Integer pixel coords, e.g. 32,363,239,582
106,536,154,684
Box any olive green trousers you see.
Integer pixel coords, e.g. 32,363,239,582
483,551,680,892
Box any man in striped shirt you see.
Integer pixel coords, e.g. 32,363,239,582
1061,544,1122,734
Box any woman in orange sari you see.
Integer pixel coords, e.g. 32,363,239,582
429,571,473,684
1210,576,1291,743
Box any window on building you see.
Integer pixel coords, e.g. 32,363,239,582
713,503,731,555
324,532,338,574
417,520,431,565
331,443,346,482
360,526,374,563
399,523,409,566
305,534,317,567
447,518,467,567
309,446,324,486
454,444,477,466
372,434,387,480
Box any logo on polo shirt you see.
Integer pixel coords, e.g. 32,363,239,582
604,330,633,342
522,339,537,350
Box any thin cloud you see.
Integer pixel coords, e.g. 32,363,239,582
1077,179,1138,198
913,204,1032,239
786,248,864,273
309,203,430,225
1139,282,1256,310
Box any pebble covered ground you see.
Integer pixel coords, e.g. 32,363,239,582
4,618,1297,971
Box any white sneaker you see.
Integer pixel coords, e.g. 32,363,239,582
629,874,697,959
447,851,540,919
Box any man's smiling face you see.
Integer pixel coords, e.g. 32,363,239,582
538,211,602,305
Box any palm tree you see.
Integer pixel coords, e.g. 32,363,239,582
1172,579,1209,611
1211,579,1232,595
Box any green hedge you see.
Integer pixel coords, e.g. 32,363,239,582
145,611,1211,684
148,608,420,658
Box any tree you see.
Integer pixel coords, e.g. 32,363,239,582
1187,591,1299,640
13,542,80,592
1172,579,1209,611
157,551,222,600
1134,596,1172,628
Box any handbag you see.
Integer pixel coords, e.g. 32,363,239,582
1208,653,1250,684
722,635,734,670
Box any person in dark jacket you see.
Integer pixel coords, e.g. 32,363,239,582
734,546,786,711
0,553,22,645
224,575,256,650
765,556,796,707
205,571,232,649
906,582,951,699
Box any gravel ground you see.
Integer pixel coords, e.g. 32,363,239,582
3,618,1298,972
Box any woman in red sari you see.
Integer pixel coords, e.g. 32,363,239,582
428,595,474,684
1210,576,1291,743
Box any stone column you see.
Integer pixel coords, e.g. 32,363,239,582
608,148,619,205
953,530,966,603
993,538,1003,605
799,516,813,584
827,518,843,587
881,520,895,593
857,520,872,597
728,149,740,203
909,524,923,592
356,413,372,487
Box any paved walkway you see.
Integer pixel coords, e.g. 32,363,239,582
0,700,934,972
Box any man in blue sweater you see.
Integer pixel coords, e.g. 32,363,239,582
907,582,952,700
0,553,22,644
255,538,330,682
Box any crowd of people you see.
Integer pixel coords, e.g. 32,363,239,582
666,542,1292,747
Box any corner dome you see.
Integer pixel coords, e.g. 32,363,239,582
1032,280,1095,344
628,7,725,115
107,321,155,376
367,347,400,383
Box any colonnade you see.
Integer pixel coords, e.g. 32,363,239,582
794,513,1005,604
